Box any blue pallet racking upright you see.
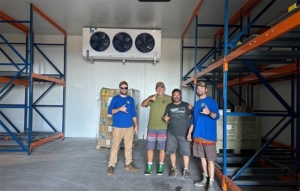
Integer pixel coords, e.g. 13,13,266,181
0,3,66,154
180,0,300,190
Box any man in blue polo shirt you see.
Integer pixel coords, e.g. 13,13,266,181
106,81,139,176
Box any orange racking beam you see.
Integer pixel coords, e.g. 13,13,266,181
263,138,296,151
249,78,292,86
214,0,262,40
32,5,66,38
227,11,300,62
181,58,226,85
32,73,66,87
0,77,29,87
181,10,300,86
181,0,204,40
30,133,64,153
215,167,242,191
0,11,30,36
216,62,296,88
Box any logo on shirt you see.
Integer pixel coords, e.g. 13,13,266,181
162,100,166,103
201,103,205,107
127,100,130,104
170,107,185,114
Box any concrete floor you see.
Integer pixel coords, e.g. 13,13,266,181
0,138,297,191
0,138,221,191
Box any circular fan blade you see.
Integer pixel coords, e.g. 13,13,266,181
123,41,131,49
135,40,143,47
147,42,154,49
102,38,109,46
90,31,110,52
91,35,99,42
124,35,131,42
135,33,155,53
99,44,106,51
91,41,99,49
98,33,106,39
113,40,121,46
116,33,124,40
113,32,132,53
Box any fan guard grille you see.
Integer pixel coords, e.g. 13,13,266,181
135,33,155,53
89,31,110,52
113,32,133,53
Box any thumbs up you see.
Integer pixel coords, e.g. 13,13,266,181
163,113,170,123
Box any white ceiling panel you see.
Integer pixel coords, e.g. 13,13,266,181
0,0,297,38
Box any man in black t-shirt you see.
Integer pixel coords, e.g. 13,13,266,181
163,88,192,179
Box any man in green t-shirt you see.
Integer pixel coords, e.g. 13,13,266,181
141,81,172,176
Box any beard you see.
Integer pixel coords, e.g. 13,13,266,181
120,91,127,95
172,97,181,103
197,92,205,97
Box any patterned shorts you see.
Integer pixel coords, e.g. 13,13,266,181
146,129,167,150
193,138,217,161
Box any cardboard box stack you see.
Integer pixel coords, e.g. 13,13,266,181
96,87,140,149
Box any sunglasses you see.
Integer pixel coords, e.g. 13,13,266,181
120,87,128,90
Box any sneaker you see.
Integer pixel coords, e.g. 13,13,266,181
125,162,138,172
207,180,215,191
169,167,178,177
183,169,190,179
194,176,208,187
157,164,163,175
107,166,114,176
144,164,152,175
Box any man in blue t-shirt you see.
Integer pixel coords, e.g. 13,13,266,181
187,81,220,190
106,81,138,176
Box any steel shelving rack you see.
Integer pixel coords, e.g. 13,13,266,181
0,4,66,154
181,0,300,190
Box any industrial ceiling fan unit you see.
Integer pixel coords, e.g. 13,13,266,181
82,28,161,63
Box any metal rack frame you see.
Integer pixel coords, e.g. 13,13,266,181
0,4,66,154
181,0,300,190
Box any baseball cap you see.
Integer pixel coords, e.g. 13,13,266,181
119,81,128,87
197,81,207,88
156,81,165,89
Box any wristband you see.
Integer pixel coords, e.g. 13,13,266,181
208,111,211,116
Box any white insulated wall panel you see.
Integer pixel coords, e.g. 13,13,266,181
65,36,182,138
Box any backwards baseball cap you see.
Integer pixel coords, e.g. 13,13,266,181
156,81,165,89
119,81,128,87
197,81,207,88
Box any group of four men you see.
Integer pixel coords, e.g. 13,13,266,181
106,80,220,190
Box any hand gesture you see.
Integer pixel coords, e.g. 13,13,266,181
188,103,193,110
163,113,170,123
150,94,157,102
201,104,210,115
119,104,128,113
